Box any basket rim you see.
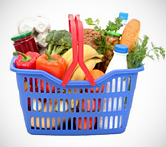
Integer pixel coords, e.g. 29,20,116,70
10,55,144,86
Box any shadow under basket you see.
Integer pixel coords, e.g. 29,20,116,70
10,56,144,135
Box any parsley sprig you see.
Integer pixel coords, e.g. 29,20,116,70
127,35,165,68
85,17,123,54
106,17,123,32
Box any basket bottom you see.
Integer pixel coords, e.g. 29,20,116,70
26,127,126,136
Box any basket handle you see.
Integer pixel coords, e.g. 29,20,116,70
75,15,95,86
62,14,78,87
62,14,95,87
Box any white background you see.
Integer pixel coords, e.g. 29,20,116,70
0,0,166,146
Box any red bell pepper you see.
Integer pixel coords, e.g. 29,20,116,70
14,51,40,69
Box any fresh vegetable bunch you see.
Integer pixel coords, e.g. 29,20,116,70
85,17,123,54
85,17,123,72
46,30,72,55
127,35,165,68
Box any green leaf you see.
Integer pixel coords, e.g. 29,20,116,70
146,54,154,60
95,19,100,25
94,26,99,30
106,17,123,32
85,18,95,25
85,16,124,54
127,35,165,68
97,49,103,54
94,38,100,45
104,46,112,50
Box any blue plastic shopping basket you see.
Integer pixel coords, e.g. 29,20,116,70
10,55,144,135
10,14,144,135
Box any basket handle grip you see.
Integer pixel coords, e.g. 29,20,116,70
75,15,95,86
62,14,95,87
62,14,78,87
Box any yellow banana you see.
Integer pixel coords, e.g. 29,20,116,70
70,58,102,81
62,45,103,69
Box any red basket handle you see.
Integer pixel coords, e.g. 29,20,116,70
62,14,95,87
75,15,95,86
62,14,78,87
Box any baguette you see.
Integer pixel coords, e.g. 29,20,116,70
120,19,140,52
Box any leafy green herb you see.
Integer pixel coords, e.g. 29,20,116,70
85,18,111,53
127,35,165,68
106,17,123,32
85,18,101,31
85,17,123,54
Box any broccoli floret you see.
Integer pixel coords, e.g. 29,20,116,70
46,30,57,54
46,30,72,55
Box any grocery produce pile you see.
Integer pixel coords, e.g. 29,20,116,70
11,14,165,81
11,14,165,131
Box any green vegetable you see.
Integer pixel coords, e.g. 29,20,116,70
46,30,56,54
106,17,123,32
85,18,101,31
85,17,123,54
46,30,72,55
127,35,165,68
